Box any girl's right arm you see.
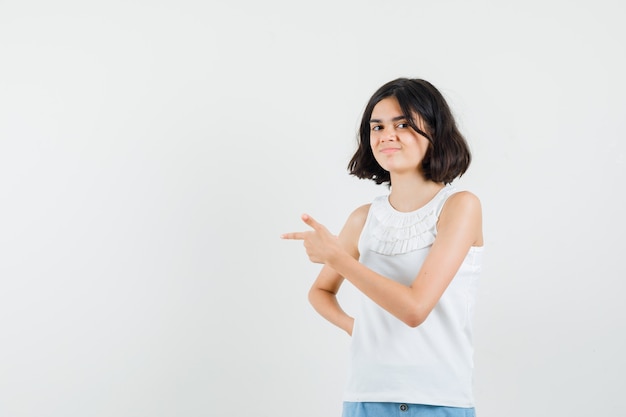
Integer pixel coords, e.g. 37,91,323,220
307,204,370,336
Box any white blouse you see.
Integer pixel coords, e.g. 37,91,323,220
344,185,483,407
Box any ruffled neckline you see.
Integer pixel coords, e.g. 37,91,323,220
368,185,455,255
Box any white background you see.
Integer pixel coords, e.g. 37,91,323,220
1,1,625,416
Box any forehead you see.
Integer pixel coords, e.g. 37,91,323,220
371,97,403,120
370,97,423,125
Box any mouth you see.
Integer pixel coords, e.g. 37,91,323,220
380,148,400,154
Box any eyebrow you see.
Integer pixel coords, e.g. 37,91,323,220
369,115,407,124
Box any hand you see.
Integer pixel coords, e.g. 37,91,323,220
281,214,341,265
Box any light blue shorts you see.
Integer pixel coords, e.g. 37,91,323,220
342,402,475,417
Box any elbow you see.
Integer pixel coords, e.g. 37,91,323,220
308,286,326,308
307,287,316,306
404,315,425,328
403,306,430,328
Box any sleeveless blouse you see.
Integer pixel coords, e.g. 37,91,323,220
343,185,483,407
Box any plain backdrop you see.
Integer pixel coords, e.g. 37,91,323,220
1,1,625,416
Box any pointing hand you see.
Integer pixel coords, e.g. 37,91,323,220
281,214,340,264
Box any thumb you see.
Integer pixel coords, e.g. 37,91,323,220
301,213,323,230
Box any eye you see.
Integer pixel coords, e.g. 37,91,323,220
371,125,382,131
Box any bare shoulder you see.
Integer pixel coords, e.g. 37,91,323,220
444,191,482,215
438,191,483,246
341,203,371,237
338,203,371,257
346,203,371,228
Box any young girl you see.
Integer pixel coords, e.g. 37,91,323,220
282,78,483,417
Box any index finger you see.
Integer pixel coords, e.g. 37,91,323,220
280,231,308,240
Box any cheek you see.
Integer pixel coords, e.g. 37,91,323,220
369,136,378,151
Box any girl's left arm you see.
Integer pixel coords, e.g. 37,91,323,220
283,191,482,327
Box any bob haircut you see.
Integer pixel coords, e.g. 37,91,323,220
348,78,471,185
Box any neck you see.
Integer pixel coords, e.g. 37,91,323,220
388,173,444,212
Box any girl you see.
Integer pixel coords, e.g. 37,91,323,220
282,78,483,417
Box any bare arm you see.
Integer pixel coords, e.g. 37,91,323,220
283,192,482,328
307,266,354,336
300,205,369,335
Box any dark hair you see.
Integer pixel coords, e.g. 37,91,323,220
348,78,471,185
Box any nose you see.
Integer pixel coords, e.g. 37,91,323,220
381,127,397,142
